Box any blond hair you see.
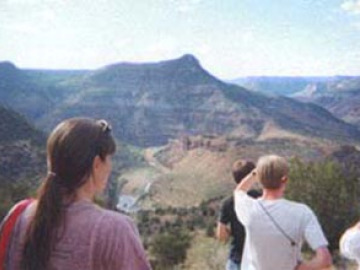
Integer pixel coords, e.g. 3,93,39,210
256,155,288,189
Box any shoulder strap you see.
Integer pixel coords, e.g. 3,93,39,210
258,201,297,247
0,198,34,270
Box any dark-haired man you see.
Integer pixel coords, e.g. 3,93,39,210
216,160,261,270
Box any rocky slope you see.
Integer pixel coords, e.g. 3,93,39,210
230,76,321,96
294,77,360,129
1,56,360,147
232,75,360,129
0,62,56,122
0,105,46,183
36,55,360,146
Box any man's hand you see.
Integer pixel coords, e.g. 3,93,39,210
294,247,332,270
216,222,230,243
235,169,257,192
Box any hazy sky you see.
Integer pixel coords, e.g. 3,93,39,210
1,0,360,78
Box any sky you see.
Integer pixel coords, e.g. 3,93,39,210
1,0,360,79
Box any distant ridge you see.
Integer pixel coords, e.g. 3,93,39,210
230,76,332,96
294,77,360,128
89,54,221,88
231,75,360,129
104,54,200,68
38,54,360,146
0,61,55,122
0,61,18,74
1,55,360,146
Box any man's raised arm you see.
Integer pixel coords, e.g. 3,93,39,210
235,170,257,192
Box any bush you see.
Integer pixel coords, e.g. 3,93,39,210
149,227,191,269
206,222,215,237
0,178,36,221
286,158,360,250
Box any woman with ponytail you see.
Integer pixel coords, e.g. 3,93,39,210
4,118,151,270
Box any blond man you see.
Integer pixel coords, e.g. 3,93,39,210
234,155,332,270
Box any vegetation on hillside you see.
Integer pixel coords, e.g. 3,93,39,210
0,106,46,219
0,179,37,220
132,155,360,269
0,106,45,145
134,198,220,269
287,158,360,251
2,58,360,269
1,147,359,269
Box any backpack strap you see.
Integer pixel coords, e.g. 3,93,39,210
0,198,34,270
258,200,297,247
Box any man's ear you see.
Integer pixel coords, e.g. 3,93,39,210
281,175,288,183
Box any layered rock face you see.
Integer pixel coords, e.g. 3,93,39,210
1,56,360,147
34,55,265,145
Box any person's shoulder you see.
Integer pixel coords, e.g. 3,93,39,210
340,226,360,260
234,190,257,208
91,208,148,267
94,208,138,245
222,195,233,204
282,199,315,215
100,208,134,228
220,195,233,209
68,201,131,226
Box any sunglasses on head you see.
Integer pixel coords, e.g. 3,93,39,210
97,119,112,133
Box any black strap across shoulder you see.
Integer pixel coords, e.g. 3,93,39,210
258,201,297,247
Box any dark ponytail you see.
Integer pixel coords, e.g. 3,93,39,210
21,173,65,270
21,118,116,270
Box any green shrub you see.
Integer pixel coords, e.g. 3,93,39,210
149,227,191,269
286,158,360,250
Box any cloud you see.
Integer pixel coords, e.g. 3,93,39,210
0,6,57,34
241,30,255,44
196,44,211,55
4,0,33,5
4,0,63,6
353,21,360,29
169,0,202,13
39,9,57,22
1,23,40,35
146,36,179,57
341,0,360,14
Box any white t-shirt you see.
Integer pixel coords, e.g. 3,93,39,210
234,190,328,270
340,226,360,269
